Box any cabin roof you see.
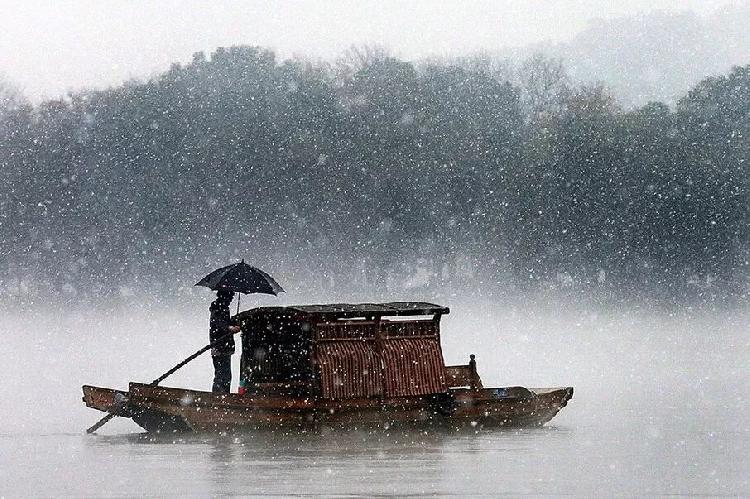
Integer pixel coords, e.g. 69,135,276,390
238,302,449,320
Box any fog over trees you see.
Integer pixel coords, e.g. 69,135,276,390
0,46,748,304
529,6,750,107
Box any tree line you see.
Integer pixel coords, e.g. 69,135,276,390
0,47,747,303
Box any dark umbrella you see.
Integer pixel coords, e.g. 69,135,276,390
195,259,284,313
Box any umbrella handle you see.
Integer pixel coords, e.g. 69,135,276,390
237,292,240,315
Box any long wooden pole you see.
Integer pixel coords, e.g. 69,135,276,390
86,329,240,434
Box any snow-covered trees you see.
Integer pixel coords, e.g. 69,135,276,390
0,49,747,301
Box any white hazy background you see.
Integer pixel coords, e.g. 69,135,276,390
0,0,744,102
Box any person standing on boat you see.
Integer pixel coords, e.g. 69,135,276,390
209,289,240,393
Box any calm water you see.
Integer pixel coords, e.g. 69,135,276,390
1,299,748,496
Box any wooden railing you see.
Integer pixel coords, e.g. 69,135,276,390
445,354,483,389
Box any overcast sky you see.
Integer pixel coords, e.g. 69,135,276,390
0,0,744,102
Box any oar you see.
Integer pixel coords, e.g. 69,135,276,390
85,412,117,434
86,329,240,434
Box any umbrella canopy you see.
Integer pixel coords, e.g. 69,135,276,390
195,260,284,295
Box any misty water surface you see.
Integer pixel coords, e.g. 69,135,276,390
0,297,747,496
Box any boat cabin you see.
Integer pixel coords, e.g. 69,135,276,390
235,302,458,399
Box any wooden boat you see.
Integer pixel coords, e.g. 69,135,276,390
83,302,573,433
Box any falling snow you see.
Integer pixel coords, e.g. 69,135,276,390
0,3,748,497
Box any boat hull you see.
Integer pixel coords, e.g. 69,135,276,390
83,383,573,433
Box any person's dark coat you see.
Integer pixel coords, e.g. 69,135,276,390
209,299,236,356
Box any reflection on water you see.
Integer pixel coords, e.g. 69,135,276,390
1,417,746,496
86,427,581,496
